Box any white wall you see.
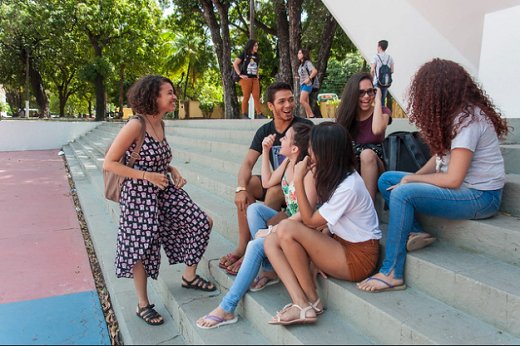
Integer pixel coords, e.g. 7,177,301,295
321,0,520,118
0,121,100,152
479,5,520,119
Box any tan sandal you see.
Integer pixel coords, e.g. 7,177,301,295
269,304,317,325
309,298,324,315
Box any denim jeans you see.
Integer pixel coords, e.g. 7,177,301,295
220,203,278,313
376,83,388,106
378,171,503,279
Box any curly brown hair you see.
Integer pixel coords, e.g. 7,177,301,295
407,59,509,156
127,75,175,116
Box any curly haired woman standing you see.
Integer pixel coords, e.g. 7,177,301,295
358,59,508,293
104,75,215,325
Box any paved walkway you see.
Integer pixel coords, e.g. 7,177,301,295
0,150,110,345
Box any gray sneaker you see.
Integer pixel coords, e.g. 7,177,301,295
256,114,268,119
242,114,249,119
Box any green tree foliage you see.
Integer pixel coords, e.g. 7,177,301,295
75,0,162,120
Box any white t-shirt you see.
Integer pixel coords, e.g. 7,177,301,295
435,109,505,190
371,52,394,85
318,172,382,243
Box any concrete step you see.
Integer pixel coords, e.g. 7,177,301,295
501,144,520,174
403,240,520,338
319,277,519,344
167,133,251,158
502,173,520,216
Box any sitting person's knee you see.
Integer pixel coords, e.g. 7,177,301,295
360,149,378,165
264,185,284,210
276,219,297,240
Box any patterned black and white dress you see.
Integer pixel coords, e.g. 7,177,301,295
115,131,211,280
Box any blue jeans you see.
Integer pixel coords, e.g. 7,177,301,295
375,83,388,106
378,171,503,279
220,203,278,313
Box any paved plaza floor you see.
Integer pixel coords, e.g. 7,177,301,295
0,150,110,345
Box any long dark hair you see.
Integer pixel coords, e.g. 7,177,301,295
335,72,373,140
291,123,312,163
407,59,509,155
311,122,357,204
299,49,311,67
244,39,258,57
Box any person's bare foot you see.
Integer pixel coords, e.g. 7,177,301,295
225,256,244,275
356,272,404,292
408,232,431,241
250,271,278,290
219,251,243,268
196,306,235,328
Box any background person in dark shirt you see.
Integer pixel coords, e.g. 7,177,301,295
220,82,313,275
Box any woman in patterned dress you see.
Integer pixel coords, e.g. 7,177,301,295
103,75,215,326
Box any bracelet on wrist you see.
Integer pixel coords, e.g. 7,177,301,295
268,225,273,235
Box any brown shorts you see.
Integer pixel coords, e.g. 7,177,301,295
333,235,380,282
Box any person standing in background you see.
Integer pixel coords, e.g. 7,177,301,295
233,40,266,119
371,40,394,106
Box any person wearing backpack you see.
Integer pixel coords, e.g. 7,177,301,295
233,39,266,119
370,40,394,106
296,49,319,118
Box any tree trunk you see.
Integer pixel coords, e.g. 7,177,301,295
94,73,106,121
199,0,240,119
90,40,106,121
311,13,338,117
119,67,125,115
274,0,292,84
22,50,50,118
287,0,303,116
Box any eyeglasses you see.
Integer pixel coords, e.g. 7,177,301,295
359,88,376,97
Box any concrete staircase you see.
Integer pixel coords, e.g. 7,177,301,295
64,118,520,345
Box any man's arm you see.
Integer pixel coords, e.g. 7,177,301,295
238,149,261,188
371,63,376,78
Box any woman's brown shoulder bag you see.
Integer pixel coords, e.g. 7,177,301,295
103,115,146,203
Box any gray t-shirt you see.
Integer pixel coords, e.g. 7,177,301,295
435,109,505,190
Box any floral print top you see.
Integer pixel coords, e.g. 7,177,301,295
281,168,298,217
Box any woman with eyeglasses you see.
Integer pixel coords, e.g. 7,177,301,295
233,39,266,119
357,59,508,292
335,72,392,202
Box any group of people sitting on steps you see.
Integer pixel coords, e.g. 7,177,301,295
104,58,508,328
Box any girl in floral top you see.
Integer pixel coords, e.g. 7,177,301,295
197,122,315,329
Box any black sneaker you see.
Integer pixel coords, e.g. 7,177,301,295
242,114,249,119
256,114,268,119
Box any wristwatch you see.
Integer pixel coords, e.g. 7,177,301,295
235,187,247,193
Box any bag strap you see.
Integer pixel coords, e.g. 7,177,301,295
403,133,428,170
126,115,147,168
387,135,398,171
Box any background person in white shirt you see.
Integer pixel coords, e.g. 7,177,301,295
371,40,394,106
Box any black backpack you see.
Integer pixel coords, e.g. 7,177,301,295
231,54,249,83
377,54,392,87
382,131,431,172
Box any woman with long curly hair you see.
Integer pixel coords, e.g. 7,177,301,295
336,72,392,203
357,59,509,293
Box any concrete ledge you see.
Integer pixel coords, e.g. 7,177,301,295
0,120,100,152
